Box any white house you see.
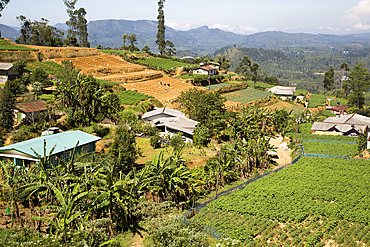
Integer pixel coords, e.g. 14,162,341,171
193,65,218,76
311,113,370,136
142,108,198,142
268,86,296,100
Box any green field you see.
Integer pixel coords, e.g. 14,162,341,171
117,90,153,105
225,88,272,103
294,89,308,96
0,38,38,51
328,97,348,107
26,61,63,75
194,157,370,246
136,57,196,70
205,83,239,90
308,93,327,108
302,141,358,157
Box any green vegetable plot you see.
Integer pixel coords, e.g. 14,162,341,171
302,141,358,157
117,90,153,105
225,88,272,103
194,157,370,246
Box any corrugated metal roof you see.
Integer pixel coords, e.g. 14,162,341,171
15,100,48,113
0,130,101,158
268,86,296,96
324,113,370,127
142,107,185,119
311,121,366,133
0,63,13,71
154,116,199,135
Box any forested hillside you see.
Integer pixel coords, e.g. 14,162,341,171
214,46,370,93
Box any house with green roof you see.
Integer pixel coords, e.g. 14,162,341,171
0,130,101,167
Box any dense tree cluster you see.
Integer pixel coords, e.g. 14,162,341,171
16,16,64,47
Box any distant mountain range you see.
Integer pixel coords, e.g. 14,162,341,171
3,19,370,56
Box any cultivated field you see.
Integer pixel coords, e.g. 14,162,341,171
263,100,305,115
194,157,370,246
224,88,272,104
52,54,196,102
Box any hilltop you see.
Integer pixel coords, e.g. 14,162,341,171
3,20,370,56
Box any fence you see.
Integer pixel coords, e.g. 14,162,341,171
181,155,302,239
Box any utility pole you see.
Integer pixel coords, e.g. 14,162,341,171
215,143,221,199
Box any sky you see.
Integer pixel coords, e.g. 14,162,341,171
1,0,370,35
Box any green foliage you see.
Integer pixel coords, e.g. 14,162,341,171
294,89,309,96
92,124,110,138
0,89,15,130
144,216,210,247
347,62,370,108
175,88,227,138
16,15,64,47
26,61,64,75
30,67,51,88
308,93,327,108
302,141,358,157
323,66,334,91
109,126,139,167
193,124,210,148
225,88,272,104
150,133,162,149
170,133,184,150
120,109,138,126
117,90,153,105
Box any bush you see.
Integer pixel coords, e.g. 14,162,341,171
150,134,161,149
92,124,110,138
193,124,210,148
170,133,184,150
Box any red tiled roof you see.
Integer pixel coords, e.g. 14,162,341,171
15,100,47,113
201,65,216,71
332,105,349,111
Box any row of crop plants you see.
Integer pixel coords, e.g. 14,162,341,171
193,157,370,246
117,90,153,105
302,141,358,157
225,88,272,104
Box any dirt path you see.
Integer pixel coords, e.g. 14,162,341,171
269,135,292,166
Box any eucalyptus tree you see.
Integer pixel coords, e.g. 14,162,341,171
156,0,166,55
323,66,334,91
0,0,9,16
347,62,370,108
235,55,260,88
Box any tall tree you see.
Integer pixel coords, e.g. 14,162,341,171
0,0,9,17
156,0,166,55
323,66,334,91
76,7,89,47
64,0,89,47
164,40,176,56
0,88,15,130
347,63,370,108
215,55,231,72
16,16,64,46
235,55,262,88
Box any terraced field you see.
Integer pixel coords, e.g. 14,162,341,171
224,88,272,104
264,100,305,115
53,54,196,102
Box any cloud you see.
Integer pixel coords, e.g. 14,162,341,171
342,0,370,30
209,22,259,34
166,21,192,30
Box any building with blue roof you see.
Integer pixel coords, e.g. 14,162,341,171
0,130,101,167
